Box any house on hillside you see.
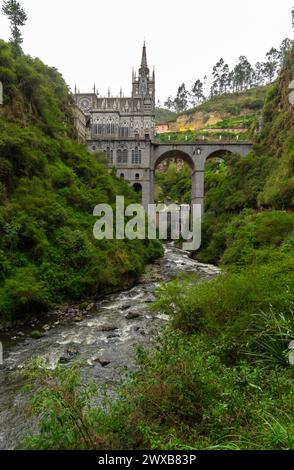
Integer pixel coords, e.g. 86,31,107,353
155,122,169,134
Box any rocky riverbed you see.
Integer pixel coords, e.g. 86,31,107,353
0,244,220,449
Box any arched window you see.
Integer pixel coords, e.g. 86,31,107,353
132,147,141,164
135,173,140,180
122,149,128,163
120,173,125,179
119,126,129,138
133,183,142,193
92,145,96,151
106,147,113,164
117,148,122,163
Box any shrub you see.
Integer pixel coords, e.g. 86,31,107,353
152,259,294,338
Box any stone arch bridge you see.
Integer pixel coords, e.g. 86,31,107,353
145,141,252,211
91,139,252,212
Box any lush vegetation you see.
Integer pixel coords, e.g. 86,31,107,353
0,40,162,322
155,163,191,204
20,40,294,450
155,107,177,124
157,128,251,143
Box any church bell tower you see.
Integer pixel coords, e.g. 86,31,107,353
132,42,155,107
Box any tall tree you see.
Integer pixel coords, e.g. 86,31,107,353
262,48,281,83
2,0,27,53
227,70,235,92
280,38,293,68
233,56,254,92
253,62,265,87
190,79,205,106
280,38,293,54
210,58,230,96
220,62,230,94
174,84,189,112
164,96,175,111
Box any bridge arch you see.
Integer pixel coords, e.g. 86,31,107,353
153,149,195,206
153,149,195,172
205,148,233,161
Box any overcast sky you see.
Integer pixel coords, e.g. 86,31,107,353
0,0,293,102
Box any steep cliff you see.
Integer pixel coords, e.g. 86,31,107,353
157,86,269,133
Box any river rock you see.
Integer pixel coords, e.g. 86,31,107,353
144,295,155,303
121,304,132,311
86,303,95,312
59,345,79,364
99,358,111,367
107,332,120,339
288,341,294,365
125,311,140,320
91,354,111,367
59,356,71,364
30,330,44,339
67,345,79,356
73,316,83,323
98,324,118,332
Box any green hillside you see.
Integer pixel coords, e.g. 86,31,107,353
0,40,162,323
189,85,269,115
156,86,270,125
155,107,177,123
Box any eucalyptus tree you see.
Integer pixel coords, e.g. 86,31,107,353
232,56,254,91
2,0,27,54
174,84,189,112
262,48,282,83
190,79,205,106
210,58,230,96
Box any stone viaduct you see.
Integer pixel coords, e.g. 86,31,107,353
146,141,252,211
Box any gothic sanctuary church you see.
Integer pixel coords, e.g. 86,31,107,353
74,43,156,208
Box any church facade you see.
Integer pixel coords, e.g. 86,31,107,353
74,43,156,208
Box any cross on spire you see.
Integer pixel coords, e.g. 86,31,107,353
139,41,149,77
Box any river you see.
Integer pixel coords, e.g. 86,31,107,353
0,244,220,449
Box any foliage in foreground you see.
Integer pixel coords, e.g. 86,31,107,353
22,310,294,451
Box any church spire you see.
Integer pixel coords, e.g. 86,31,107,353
141,41,147,67
139,41,149,77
